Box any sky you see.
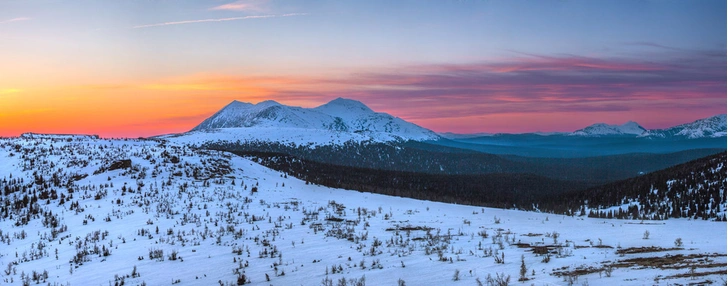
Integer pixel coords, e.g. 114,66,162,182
0,0,725,137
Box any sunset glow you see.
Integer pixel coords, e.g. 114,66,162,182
0,1,725,137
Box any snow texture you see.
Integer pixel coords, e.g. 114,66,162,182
0,135,725,286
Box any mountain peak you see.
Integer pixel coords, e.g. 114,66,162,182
572,121,647,136
329,97,364,105
316,97,373,113
257,100,281,107
225,100,252,108
648,113,727,138
187,97,439,143
570,115,726,138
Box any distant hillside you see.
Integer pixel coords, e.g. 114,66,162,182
220,145,725,220
205,140,722,184
545,152,727,221
229,150,590,210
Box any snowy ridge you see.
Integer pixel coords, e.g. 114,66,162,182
182,97,439,146
645,114,727,139
439,114,725,139
192,100,332,130
571,121,648,137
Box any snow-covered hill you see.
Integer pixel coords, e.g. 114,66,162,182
0,135,725,286
569,115,727,138
181,98,439,146
444,114,726,139
571,121,648,137
646,114,727,139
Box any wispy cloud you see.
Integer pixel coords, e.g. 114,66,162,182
210,0,268,12
56,50,720,134
138,51,724,126
0,17,31,24
140,73,311,90
254,51,724,130
132,13,306,29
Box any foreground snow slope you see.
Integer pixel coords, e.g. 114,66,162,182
0,136,725,286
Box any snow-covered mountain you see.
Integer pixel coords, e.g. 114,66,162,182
645,114,727,139
175,98,439,146
192,100,332,130
571,121,648,137
566,115,726,138
440,115,725,140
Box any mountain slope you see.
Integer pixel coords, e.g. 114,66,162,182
192,100,333,130
646,114,727,139
547,152,727,220
571,121,648,136
185,98,439,144
568,115,726,138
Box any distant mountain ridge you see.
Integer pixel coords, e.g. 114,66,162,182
573,114,726,138
441,114,726,139
646,114,727,139
184,97,439,144
182,98,723,150
572,121,648,136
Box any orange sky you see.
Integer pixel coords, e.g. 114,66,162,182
0,72,368,137
1,58,725,138
1,75,288,137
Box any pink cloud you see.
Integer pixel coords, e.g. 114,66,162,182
132,13,306,29
210,0,267,12
262,52,725,133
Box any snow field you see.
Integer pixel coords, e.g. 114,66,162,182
0,136,725,286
